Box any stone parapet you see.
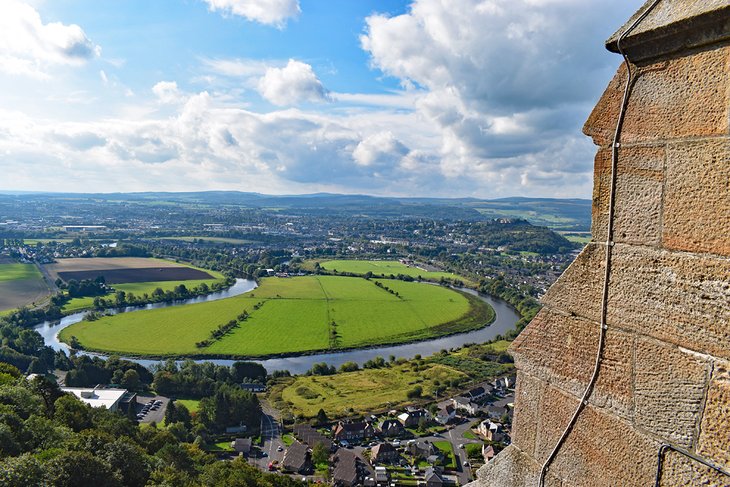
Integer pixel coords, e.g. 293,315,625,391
471,1,730,486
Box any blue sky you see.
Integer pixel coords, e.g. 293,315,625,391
0,0,643,197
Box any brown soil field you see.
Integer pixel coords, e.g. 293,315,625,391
57,267,213,284
0,279,50,311
45,257,187,282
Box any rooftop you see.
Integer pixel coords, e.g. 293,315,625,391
61,387,128,409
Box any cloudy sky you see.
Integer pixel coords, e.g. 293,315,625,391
0,0,642,198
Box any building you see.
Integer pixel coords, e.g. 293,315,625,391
379,419,405,437
240,383,266,393
293,424,333,451
371,443,399,464
282,441,311,474
397,408,431,428
230,438,251,454
463,386,489,403
452,396,479,416
406,440,437,460
332,450,361,487
472,2,730,486
435,404,456,425
333,421,371,442
424,466,444,487
61,387,127,411
482,444,495,463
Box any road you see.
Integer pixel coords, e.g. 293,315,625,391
253,401,285,470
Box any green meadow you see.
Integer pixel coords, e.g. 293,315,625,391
312,259,475,285
59,275,493,358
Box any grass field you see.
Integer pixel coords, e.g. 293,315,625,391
159,236,253,245
175,399,200,413
59,275,493,358
314,260,466,282
275,362,468,417
0,263,51,312
432,441,457,469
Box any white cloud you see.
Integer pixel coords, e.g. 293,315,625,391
360,0,632,195
353,132,409,169
257,59,329,106
203,0,300,27
152,81,183,104
0,0,100,78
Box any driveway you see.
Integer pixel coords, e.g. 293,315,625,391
135,394,169,424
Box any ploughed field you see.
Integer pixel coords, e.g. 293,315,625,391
59,275,494,358
43,257,224,313
0,261,50,312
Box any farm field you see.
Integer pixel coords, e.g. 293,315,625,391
274,362,468,417
44,257,225,313
313,259,471,284
0,262,51,312
59,275,493,358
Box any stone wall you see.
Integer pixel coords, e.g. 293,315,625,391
471,1,730,486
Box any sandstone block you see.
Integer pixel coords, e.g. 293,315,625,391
657,448,730,487
543,243,730,360
512,308,633,418
697,361,730,469
469,445,545,487
608,245,730,360
591,145,664,245
533,384,659,486
509,371,545,458
620,46,730,144
663,138,730,256
634,338,710,448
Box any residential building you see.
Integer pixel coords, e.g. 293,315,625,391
379,419,405,438
333,421,368,442
435,404,455,425
282,441,311,474
424,466,444,487
333,450,360,487
452,396,479,415
371,443,399,464
397,408,431,428
230,438,251,454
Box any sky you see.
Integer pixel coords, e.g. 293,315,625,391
0,0,643,198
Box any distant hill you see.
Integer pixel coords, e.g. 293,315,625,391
0,191,592,231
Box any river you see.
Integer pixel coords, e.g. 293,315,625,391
34,278,519,375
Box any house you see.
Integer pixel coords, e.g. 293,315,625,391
374,466,389,484
333,421,370,442
282,441,311,474
230,438,251,454
371,442,399,464
435,404,455,425
397,408,431,428
452,396,479,416
333,450,360,487
463,386,488,403
293,424,333,451
240,383,266,393
424,466,444,487
379,419,405,437
482,444,496,462
406,440,437,460
479,420,504,443
60,387,128,412
486,405,509,421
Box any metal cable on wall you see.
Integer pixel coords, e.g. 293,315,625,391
537,1,664,485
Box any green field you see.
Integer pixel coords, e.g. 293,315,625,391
275,362,468,417
314,259,468,283
59,275,493,358
0,263,50,312
159,236,253,245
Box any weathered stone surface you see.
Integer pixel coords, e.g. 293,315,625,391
608,245,730,360
591,145,664,245
469,445,543,487
620,46,730,144
658,449,730,486
634,338,710,448
533,384,659,486
512,308,634,418
606,0,730,62
663,138,730,256
584,64,626,148
543,243,730,360
508,371,544,458
541,243,604,323
698,361,730,469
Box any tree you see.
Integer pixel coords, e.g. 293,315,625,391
0,454,45,487
53,395,92,432
45,451,122,487
120,369,140,391
311,442,329,466
315,408,328,426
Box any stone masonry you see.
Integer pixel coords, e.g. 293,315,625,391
470,1,730,486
